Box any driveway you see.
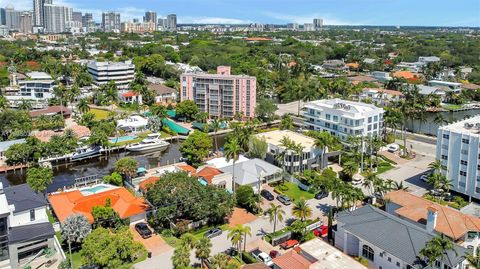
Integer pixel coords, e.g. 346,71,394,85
130,224,173,257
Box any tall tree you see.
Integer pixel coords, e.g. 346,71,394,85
77,99,90,114
210,119,221,151
291,199,312,221
195,237,212,267
420,234,457,267
224,138,244,193
114,157,138,180
26,167,53,194
267,203,285,234
61,214,91,267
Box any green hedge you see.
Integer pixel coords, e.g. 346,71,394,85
242,251,257,264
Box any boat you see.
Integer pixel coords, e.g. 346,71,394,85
71,146,101,161
126,133,170,152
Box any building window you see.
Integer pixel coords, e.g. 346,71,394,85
326,114,331,120
30,209,35,221
434,260,441,269
443,264,451,269
441,155,448,160
443,134,449,139
462,138,470,144
396,262,400,267
368,117,372,123
461,160,468,166
460,171,467,176
374,115,378,122
388,257,391,262
379,252,384,258
362,245,374,261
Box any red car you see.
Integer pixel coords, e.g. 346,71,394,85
313,225,328,237
280,239,299,250
269,250,280,258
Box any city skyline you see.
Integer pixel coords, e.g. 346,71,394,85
0,0,478,27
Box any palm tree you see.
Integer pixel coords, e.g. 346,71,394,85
210,119,221,151
150,104,168,128
53,83,67,117
420,234,457,267
267,203,285,234
18,99,32,111
429,160,446,174
362,171,376,195
292,199,312,221
224,138,244,193
0,95,9,111
77,99,90,114
241,225,252,252
210,253,230,269
342,161,359,180
464,248,480,269
172,245,191,269
180,232,197,250
195,237,212,267
227,224,244,256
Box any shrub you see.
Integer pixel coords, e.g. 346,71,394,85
385,133,396,144
103,172,123,186
242,251,257,264
58,260,71,269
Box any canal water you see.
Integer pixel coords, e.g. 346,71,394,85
405,108,480,136
0,134,227,192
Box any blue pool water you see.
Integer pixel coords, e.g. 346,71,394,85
109,135,137,143
83,185,109,193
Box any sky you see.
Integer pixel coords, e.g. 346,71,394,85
1,0,479,27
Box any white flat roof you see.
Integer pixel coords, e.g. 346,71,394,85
26,71,52,80
255,130,316,149
301,238,367,269
206,155,249,169
440,115,480,136
305,98,383,114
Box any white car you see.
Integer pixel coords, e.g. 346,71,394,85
387,143,400,153
251,249,274,267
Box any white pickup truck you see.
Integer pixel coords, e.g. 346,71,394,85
251,249,274,267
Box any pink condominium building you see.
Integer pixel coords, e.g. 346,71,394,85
180,66,256,119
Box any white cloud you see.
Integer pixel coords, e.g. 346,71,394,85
261,11,360,25
179,16,251,24
0,0,31,10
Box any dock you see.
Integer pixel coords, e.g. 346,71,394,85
0,164,29,173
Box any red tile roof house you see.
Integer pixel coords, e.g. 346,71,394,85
385,190,480,248
48,185,150,224
272,249,314,269
138,163,233,193
119,91,143,105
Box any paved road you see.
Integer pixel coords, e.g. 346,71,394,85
135,190,336,269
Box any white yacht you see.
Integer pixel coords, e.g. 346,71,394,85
71,146,101,161
126,133,169,152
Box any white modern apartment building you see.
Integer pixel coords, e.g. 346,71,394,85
102,12,121,33
87,60,135,89
304,99,384,141
255,130,323,173
6,72,56,109
436,115,480,201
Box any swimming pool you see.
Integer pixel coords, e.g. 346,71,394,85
109,135,138,144
82,185,109,194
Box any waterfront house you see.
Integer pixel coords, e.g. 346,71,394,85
149,83,177,104
117,115,149,133
220,158,282,193
359,88,404,106
335,205,468,269
48,184,149,224
1,183,57,269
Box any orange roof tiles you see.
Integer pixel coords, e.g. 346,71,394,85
196,166,222,184
48,187,149,223
272,250,313,269
122,91,137,98
392,71,419,80
139,176,160,192
385,190,480,240
177,164,196,174
346,62,359,69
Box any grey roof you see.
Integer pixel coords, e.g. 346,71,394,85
416,85,444,95
220,158,282,185
8,222,55,244
337,205,467,268
0,139,26,153
4,184,48,213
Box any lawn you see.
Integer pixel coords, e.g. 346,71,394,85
376,161,394,174
90,108,110,120
274,182,315,201
161,224,229,248
442,104,463,110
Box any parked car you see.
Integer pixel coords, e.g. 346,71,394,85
261,189,275,201
251,249,274,267
135,222,152,239
204,228,222,238
387,143,400,153
225,247,238,257
269,250,280,259
315,190,328,200
280,239,299,250
277,195,291,205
